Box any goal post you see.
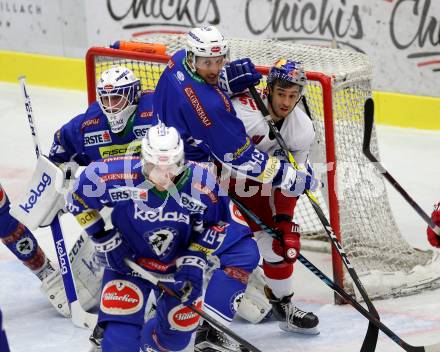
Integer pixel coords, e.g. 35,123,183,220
85,33,440,303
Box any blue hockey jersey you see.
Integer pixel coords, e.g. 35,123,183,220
67,156,252,273
49,92,157,165
153,50,283,183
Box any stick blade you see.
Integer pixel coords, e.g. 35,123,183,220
363,98,375,156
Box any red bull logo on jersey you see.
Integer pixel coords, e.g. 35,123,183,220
101,280,143,315
84,130,112,146
168,300,202,331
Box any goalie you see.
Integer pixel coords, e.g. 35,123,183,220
9,66,157,318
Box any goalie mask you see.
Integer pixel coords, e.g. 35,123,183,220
186,26,229,72
267,59,307,94
141,124,185,190
97,66,141,133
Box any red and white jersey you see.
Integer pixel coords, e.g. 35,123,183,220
232,92,315,164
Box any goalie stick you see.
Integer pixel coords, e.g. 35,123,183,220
362,98,440,237
248,85,379,352
18,77,97,330
231,197,440,352
124,259,263,352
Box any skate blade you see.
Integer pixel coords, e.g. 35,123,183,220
195,341,242,352
279,322,320,335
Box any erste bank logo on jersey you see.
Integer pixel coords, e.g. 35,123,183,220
84,130,112,146
109,187,148,202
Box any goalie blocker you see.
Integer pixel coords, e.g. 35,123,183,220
10,155,67,230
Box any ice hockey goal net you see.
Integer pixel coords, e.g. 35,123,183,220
85,32,440,302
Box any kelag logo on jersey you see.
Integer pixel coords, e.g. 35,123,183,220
180,193,206,214
109,187,148,202
133,125,151,139
134,204,190,223
84,130,112,146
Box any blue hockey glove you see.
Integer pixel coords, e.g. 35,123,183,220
276,161,320,196
218,58,262,96
173,254,205,306
92,229,134,274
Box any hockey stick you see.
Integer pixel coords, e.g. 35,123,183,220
125,259,263,352
18,77,98,330
231,197,440,352
362,98,440,237
248,85,379,352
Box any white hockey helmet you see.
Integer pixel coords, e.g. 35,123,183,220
96,66,141,133
186,26,229,71
141,124,185,188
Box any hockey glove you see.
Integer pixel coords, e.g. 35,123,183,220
219,58,262,96
276,161,320,196
427,202,440,248
92,228,134,274
173,254,205,306
272,217,301,263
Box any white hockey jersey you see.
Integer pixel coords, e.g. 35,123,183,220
232,92,315,164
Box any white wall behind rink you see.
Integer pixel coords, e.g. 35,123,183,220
0,0,439,97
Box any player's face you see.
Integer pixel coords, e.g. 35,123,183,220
269,84,301,119
100,94,129,114
144,163,179,191
195,56,226,85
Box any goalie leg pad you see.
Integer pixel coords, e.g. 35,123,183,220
254,230,284,263
236,266,272,324
69,232,103,311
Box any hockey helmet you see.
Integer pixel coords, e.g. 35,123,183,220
186,26,229,71
267,59,307,92
96,66,141,133
141,124,185,188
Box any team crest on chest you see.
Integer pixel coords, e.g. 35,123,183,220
144,227,177,257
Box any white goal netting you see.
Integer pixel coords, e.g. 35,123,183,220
86,33,440,300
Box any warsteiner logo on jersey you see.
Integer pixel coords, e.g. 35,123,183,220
101,280,144,315
84,130,112,146
109,187,148,202
168,300,202,331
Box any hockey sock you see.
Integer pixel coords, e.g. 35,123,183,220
262,260,295,298
204,267,249,324
0,222,54,280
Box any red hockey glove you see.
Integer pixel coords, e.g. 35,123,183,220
427,202,440,248
273,219,301,263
